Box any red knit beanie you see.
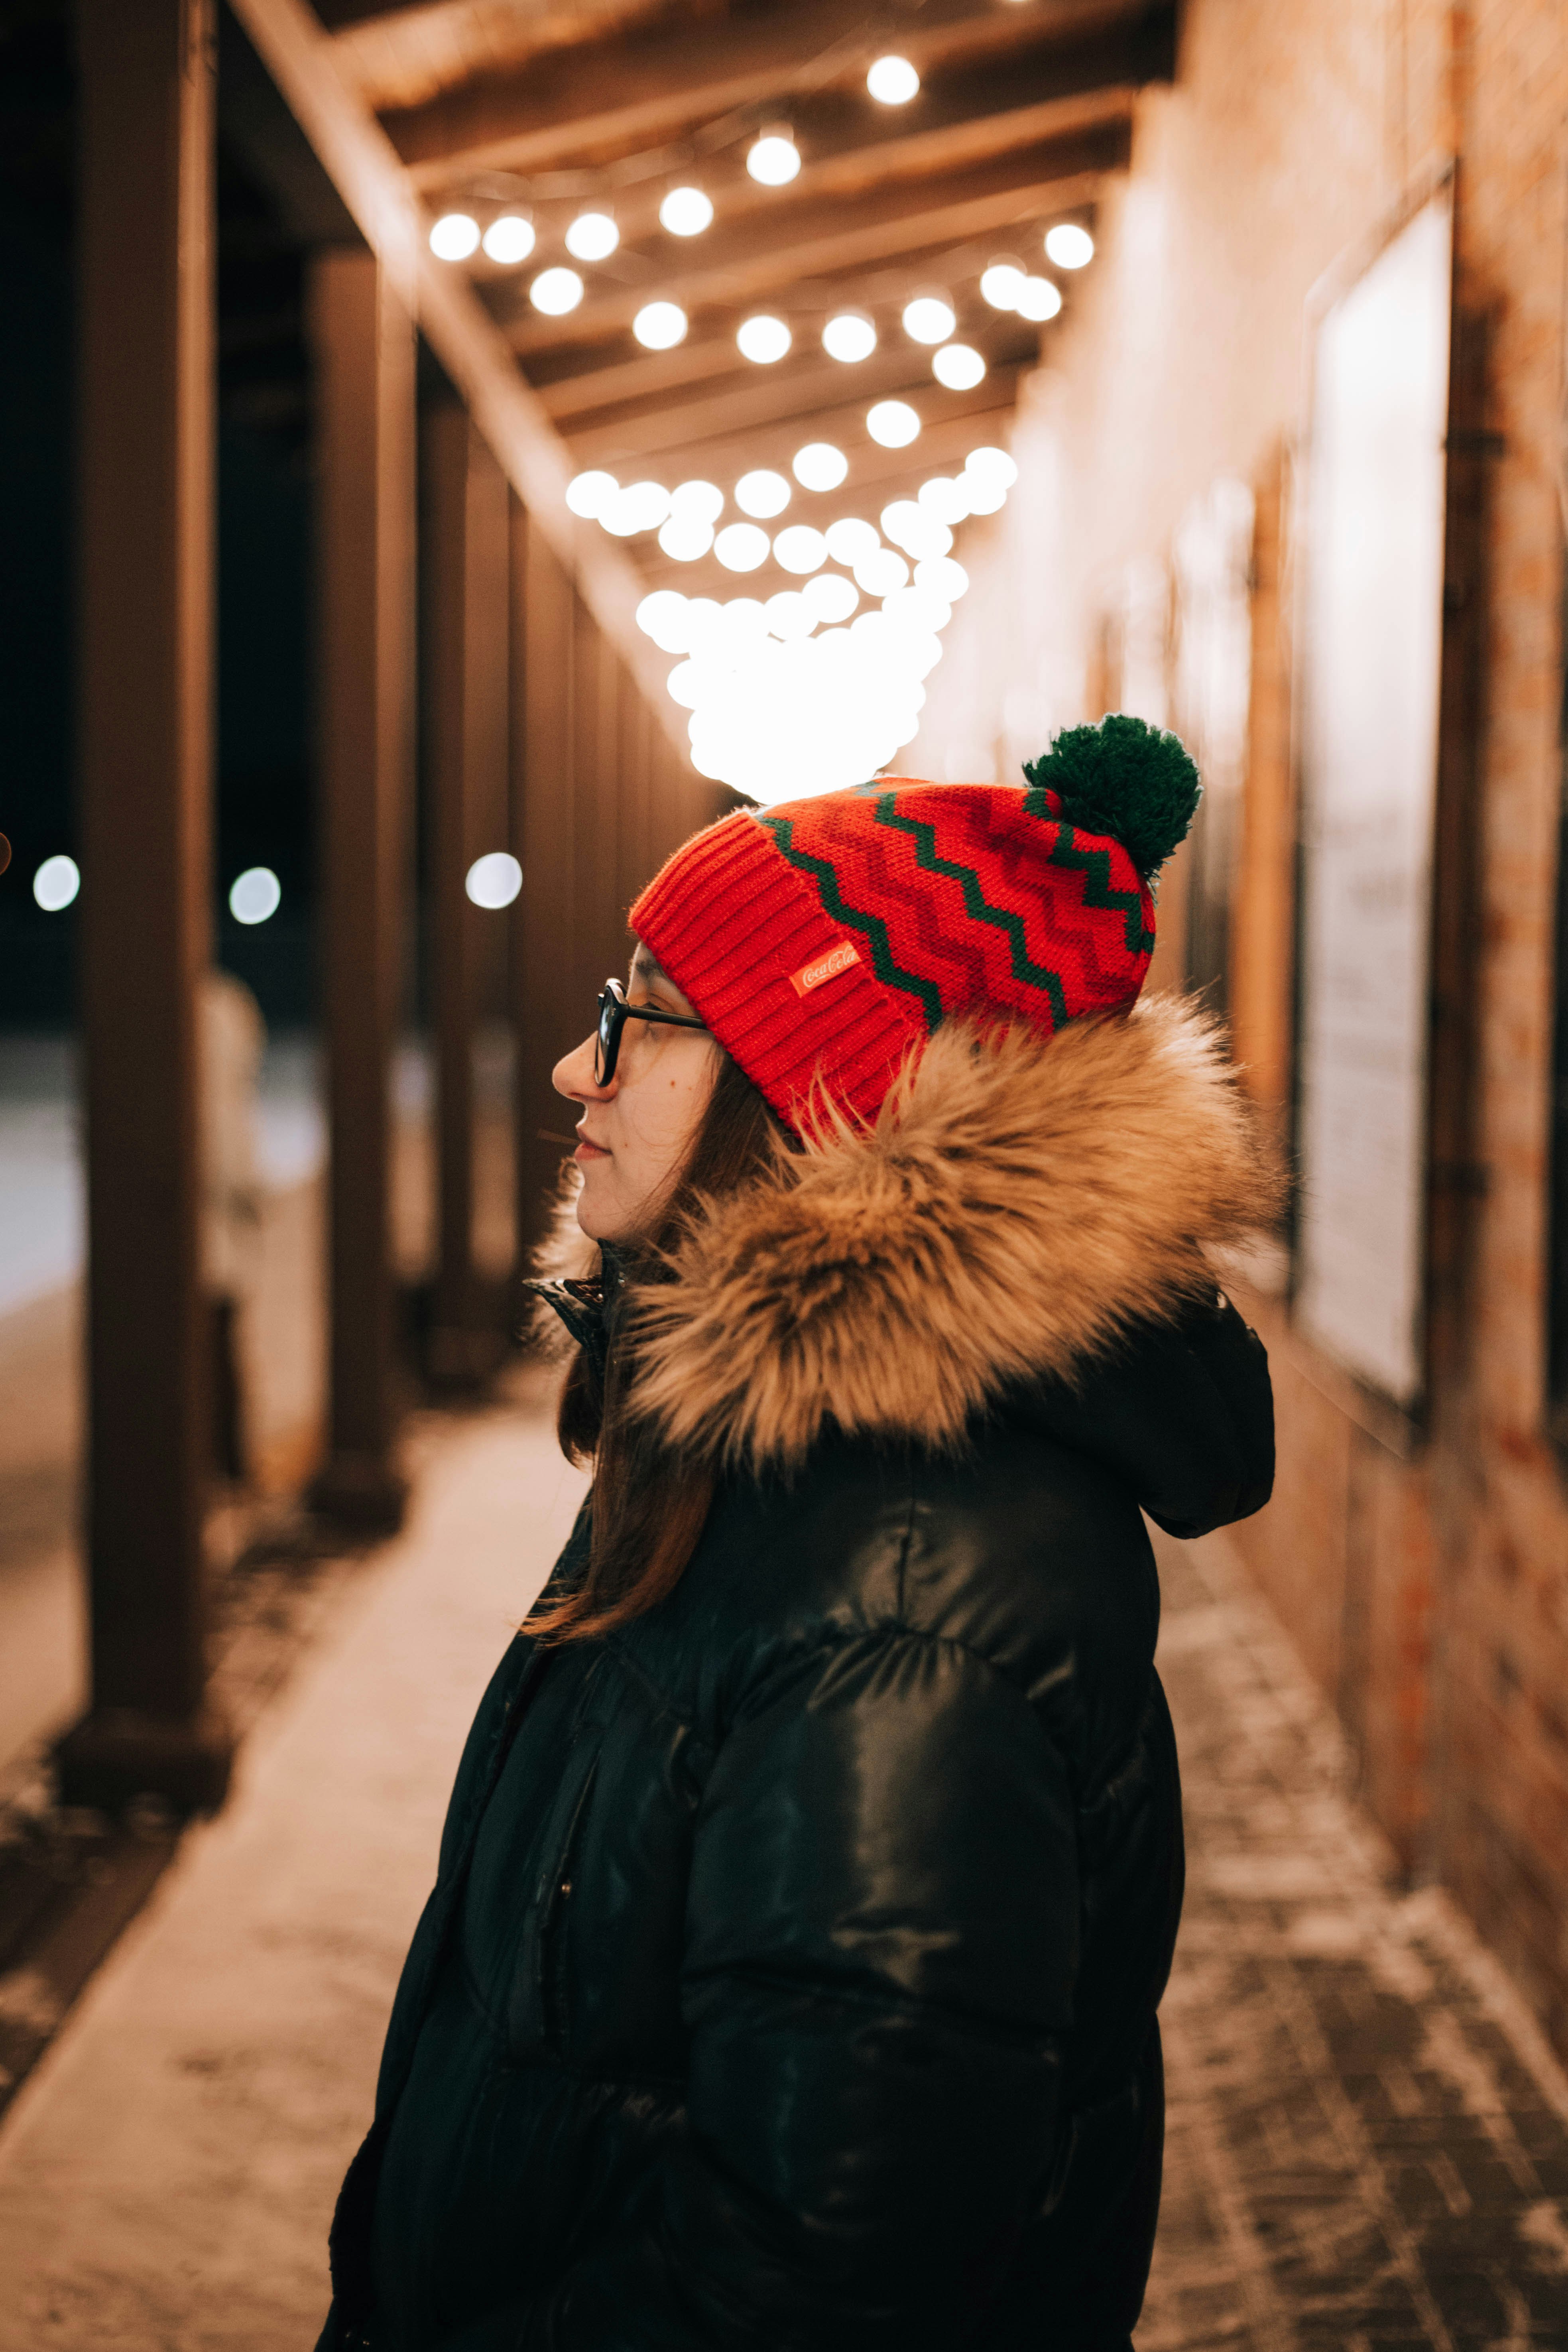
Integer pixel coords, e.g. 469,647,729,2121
629,714,1202,1133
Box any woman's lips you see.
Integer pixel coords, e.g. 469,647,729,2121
574,1137,610,1162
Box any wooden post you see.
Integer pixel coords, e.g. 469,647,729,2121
306,248,415,1535
510,503,579,1261
425,407,511,1384
60,0,234,1812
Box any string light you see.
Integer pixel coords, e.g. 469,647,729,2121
714,522,771,572
1015,277,1062,323
566,469,618,518
932,344,985,390
633,299,689,349
746,126,801,186
482,215,534,265
32,854,79,911
1045,223,1094,269
803,573,858,623
671,479,724,522
765,590,816,641
464,853,522,909
773,524,828,574
919,476,971,524
867,399,920,448
866,54,920,103
658,516,714,561
793,442,848,492
660,184,714,236
902,292,955,344
602,481,669,536
566,210,618,261
736,469,791,518
980,258,1026,310
429,213,480,260
229,867,281,925
737,314,792,363
822,310,877,363
824,516,880,565
530,266,584,315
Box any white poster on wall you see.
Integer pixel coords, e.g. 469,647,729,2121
1296,181,1453,1408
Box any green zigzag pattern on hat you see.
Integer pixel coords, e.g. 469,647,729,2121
872,794,1070,1028
1021,789,1156,957
758,814,945,1030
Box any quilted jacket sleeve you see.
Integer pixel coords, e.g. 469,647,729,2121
515,1627,1080,2352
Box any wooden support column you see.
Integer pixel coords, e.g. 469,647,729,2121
306,248,415,1534
510,504,579,1259
61,0,233,1813
424,405,511,1384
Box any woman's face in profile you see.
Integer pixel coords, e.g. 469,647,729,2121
552,945,721,1242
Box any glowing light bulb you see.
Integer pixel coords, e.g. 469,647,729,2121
637,590,691,651
482,214,535,265
633,300,688,350
429,213,480,261
660,184,713,236
1045,222,1094,269
824,516,880,565
915,555,970,601
566,469,617,519
773,524,828,575
714,523,771,572
822,310,877,363
792,441,848,492
919,476,971,524
1015,277,1062,323
965,445,1018,489
736,469,791,519
867,399,920,449
980,258,1026,310
228,866,281,925
464,853,521,909
932,344,985,390
32,854,79,911
902,292,955,345
671,479,724,523
866,54,920,104
803,572,858,624
566,210,618,262
746,128,801,186
765,590,815,641
658,516,714,561
737,313,791,364
529,266,584,315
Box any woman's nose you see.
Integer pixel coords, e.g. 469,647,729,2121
553,1033,610,1102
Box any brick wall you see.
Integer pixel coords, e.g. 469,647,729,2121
913,0,1568,2053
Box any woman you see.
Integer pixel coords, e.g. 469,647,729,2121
318,717,1277,2352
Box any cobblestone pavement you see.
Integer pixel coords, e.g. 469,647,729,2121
1142,1529,1568,2352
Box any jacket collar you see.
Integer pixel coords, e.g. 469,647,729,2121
619,995,1278,1474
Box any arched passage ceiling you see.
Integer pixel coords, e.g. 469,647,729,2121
315,0,1177,604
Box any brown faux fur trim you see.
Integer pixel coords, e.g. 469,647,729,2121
624,996,1282,1472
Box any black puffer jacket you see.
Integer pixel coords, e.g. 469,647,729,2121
317,999,1276,2352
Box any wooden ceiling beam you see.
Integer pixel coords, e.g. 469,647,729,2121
326,0,667,118
618,398,1027,520
503,135,1119,360
563,342,1028,468
393,0,1169,187
227,0,689,748
551,316,1038,448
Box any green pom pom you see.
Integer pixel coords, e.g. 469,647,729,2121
1023,712,1202,879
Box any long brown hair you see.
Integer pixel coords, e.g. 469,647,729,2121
526,1052,786,1644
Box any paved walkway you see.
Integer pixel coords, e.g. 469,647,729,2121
0,1392,1566,2347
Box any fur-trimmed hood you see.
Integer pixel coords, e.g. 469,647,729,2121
556,994,1278,1475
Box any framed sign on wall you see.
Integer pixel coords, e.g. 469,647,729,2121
1294,172,1454,1412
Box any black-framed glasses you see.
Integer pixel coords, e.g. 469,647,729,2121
595,976,706,1086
